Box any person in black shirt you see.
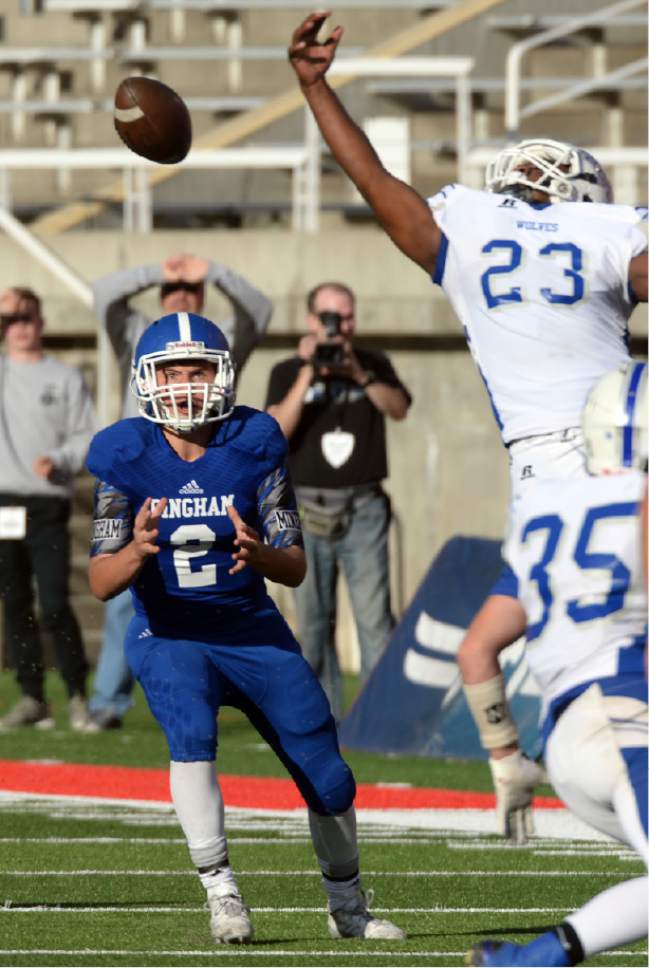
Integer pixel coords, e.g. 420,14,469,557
265,281,411,720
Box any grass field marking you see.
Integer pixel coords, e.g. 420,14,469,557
1,869,631,877
0,904,577,914
0,950,644,960
532,849,639,859
0,950,468,959
0,837,187,845
0,835,538,845
446,839,629,851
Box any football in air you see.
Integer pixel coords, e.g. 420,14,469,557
113,76,192,164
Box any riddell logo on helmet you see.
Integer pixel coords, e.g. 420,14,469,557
165,340,206,351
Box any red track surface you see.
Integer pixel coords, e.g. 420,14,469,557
0,759,564,810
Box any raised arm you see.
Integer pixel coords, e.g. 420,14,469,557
289,12,441,275
207,262,273,371
175,255,273,373
92,264,162,374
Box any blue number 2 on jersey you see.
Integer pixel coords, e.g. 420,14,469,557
522,502,636,641
481,239,584,309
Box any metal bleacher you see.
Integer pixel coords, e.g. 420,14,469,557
0,0,646,226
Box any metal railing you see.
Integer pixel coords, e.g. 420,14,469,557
0,146,313,232
328,56,475,188
505,0,648,137
40,0,449,10
0,206,115,425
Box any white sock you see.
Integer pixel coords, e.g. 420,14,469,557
200,865,240,899
169,760,231,875
566,876,648,956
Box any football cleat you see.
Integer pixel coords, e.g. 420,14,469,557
328,887,405,940
467,931,570,966
0,696,54,730
207,892,254,944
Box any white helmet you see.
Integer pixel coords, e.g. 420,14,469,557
486,138,613,204
582,361,648,475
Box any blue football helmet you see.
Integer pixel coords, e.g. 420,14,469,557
131,312,236,432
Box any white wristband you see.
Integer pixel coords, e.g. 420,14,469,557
464,674,518,749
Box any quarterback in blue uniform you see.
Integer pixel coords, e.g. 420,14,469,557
86,311,404,945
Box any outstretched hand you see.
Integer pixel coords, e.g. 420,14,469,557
133,497,168,561
227,503,264,575
288,11,343,88
489,751,546,845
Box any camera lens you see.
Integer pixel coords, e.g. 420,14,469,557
318,311,343,336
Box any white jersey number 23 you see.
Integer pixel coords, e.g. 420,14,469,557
481,240,584,309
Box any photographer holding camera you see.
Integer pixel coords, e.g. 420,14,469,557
265,282,411,720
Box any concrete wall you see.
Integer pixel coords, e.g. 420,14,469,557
1,227,645,668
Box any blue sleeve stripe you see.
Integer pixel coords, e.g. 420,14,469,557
490,562,519,598
623,361,646,466
621,746,647,835
432,231,449,286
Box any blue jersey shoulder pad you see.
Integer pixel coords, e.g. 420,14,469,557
220,406,288,468
86,418,149,482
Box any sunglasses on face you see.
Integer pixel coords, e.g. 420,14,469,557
0,312,36,327
160,282,203,298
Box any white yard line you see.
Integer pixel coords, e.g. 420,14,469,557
0,869,630,877
0,793,606,841
0,905,578,914
0,949,643,959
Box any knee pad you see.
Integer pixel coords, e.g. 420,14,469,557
302,754,356,816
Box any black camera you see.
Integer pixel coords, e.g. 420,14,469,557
313,311,345,368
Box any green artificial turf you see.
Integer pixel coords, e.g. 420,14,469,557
0,670,500,792
0,671,644,967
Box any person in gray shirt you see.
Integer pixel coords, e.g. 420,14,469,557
88,252,273,729
0,286,96,732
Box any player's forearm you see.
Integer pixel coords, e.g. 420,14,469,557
253,544,306,587
88,544,147,601
267,365,314,439
301,79,390,207
301,79,439,273
457,595,527,684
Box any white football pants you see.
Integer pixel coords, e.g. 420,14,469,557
545,683,648,863
508,427,587,499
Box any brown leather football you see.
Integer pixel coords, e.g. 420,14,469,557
114,76,192,164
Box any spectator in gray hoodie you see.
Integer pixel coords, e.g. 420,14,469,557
0,286,96,731
88,252,273,729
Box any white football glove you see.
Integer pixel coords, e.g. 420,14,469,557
489,750,546,845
